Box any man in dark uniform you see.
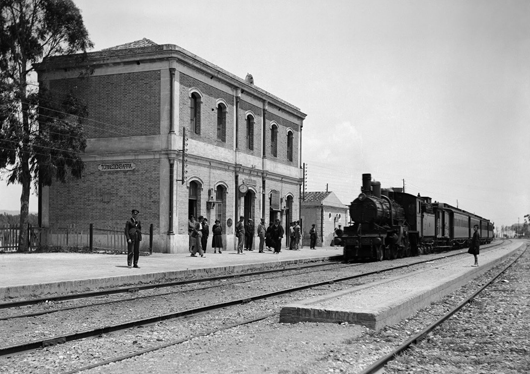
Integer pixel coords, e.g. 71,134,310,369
245,218,254,251
201,218,209,253
271,218,284,254
236,216,245,254
310,223,318,249
125,209,142,268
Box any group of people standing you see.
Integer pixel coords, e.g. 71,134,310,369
236,217,285,254
188,215,224,257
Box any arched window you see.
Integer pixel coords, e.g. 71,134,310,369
217,103,226,142
190,92,201,135
287,131,293,161
246,115,254,150
271,124,278,157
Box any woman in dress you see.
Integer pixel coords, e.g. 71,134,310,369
212,219,223,254
468,224,480,266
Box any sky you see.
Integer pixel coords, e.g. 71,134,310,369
1,0,529,230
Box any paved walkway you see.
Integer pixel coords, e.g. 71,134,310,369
0,246,343,300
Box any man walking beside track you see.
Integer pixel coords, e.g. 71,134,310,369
125,209,142,268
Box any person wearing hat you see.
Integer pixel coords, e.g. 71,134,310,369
212,219,223,254
125,209,142,268
270,218,284,254
245,218,255,251
309,223,318,249
257,218,266,253
201,217,210,253
235,216,245,254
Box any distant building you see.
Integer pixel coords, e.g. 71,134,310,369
300,192,348,247
35,39,306,253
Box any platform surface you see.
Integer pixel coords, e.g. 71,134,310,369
280,241,524,330
0,246,343,300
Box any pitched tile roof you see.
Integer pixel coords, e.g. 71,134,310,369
103,38,158,50
303,191,332,203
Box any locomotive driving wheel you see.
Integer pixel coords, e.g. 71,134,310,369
383,245,391,260
390,244,398,260
374,244,384,261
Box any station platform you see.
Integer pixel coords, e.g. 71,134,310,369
0,246,344,300
280,241,525,330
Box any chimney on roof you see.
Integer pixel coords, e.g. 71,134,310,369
245,73,254,85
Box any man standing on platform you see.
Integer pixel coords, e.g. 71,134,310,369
271,218,284,254
309,223,318,249
236,216,245,254
125,209,142,268
201,218,209,253
257,218,266,253
245,218,255,251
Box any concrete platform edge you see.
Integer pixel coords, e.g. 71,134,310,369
1,255,342,300
279,244,523,330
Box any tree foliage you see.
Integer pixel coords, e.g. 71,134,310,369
0,0,93,251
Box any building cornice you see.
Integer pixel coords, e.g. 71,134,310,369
35,44,307,120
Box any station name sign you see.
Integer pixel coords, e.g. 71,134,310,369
98,162,136,172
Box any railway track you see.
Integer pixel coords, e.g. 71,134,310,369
359,243,527,374
0,240,510,373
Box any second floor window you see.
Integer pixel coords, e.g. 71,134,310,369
271,124,278,157
190,92,201,135
246,115,254,150
287,131,293,161
217,103,226,142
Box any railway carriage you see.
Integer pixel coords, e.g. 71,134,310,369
343,173,494,262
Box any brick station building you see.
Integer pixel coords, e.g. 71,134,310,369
35,39,306,253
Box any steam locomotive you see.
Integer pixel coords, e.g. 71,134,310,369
342,173,494,261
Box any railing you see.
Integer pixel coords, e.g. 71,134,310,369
0,224,153,253
0,224,42,252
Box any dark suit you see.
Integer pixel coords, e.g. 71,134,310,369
201,222,209,253
125,218,142,266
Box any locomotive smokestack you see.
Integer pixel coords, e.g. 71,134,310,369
362,173,372,194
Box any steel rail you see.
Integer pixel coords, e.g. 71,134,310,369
0,260,358,321
0,241,508,358
0,239,507,311
357,245,526,374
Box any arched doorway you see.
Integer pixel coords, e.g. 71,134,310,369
215,185,227,231
188,181,201,220
285,195,293,248
244,189,255,223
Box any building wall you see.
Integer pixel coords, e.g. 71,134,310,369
49,71,161,138
301,205,348,247
39,46,304,253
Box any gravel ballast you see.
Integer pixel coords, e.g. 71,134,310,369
0,243,526,374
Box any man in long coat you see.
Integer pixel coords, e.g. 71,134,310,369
125,209,142,268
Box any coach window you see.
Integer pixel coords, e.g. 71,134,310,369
271,124,278,157
188,181,201,219
287,130,293,161
217,103,226,142
190,92,201,135
247,114,254,150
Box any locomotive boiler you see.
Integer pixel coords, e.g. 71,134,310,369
343,174,412,261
